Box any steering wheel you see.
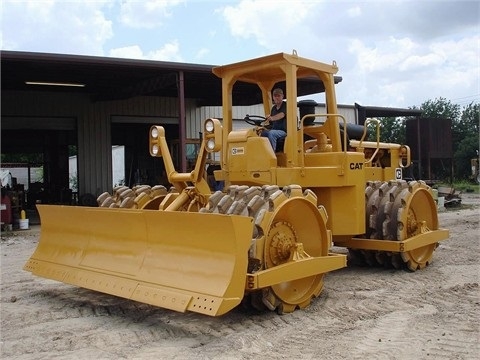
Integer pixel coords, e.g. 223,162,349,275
244,114,271,129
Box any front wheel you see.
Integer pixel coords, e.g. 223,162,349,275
251,185,329,313
202,185,330,314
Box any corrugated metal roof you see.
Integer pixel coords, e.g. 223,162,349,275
1,51,341,105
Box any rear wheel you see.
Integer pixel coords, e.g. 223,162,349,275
351,180,439,271
384,181,438,271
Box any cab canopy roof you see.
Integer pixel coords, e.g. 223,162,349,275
213,52,339,85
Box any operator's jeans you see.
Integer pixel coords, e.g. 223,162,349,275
261,129,286,151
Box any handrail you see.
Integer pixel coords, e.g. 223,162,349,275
359,118,380,165
399,144,411,168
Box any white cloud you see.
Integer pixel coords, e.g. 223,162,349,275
347,5,361,18
1,0,478,108
221,0,317,48
148,40,183,62
425,36,480,91
400,53,444,72
109,45,144,59
348,33,479,82
348,37,420,73
195,48,210,60
218,0,478,107
1,0,113,55
339,30,480,107
119,0,183,29
109,40,183,62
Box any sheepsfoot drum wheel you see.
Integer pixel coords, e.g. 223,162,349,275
202,184,329,314
249,185,328,314
385,180,439,271
97,185,168,209
354,180,439,271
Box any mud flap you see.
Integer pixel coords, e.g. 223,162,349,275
24,205,254,316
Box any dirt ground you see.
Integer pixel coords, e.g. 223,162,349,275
1,193,479,360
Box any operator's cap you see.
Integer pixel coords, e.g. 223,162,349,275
272,88,284,95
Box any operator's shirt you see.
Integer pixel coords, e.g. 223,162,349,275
271,101,287,132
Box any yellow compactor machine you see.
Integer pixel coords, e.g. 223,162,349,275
25,51,449,316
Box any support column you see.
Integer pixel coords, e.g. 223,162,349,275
178,71,187,172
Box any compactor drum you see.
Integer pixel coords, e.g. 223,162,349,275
352,180,439,271
201,184,331,313
25,52,449,316
97,184,169,209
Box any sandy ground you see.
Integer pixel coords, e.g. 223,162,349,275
1,193,479,360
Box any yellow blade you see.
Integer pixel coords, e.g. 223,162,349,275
24,205,254,316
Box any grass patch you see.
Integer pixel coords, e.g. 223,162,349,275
434,181,479,194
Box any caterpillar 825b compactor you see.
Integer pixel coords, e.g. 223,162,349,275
25,51,449,316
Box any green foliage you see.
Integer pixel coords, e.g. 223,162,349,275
1,153,43,165
366,116,406,143
375,117,406,144
454,134,479,178
68,145,78,157
452,102,479,180
414,98,479,182
419,97,461,120
69,174,78,192
437,181,479,194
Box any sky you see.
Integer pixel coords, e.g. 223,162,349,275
1,0,479,109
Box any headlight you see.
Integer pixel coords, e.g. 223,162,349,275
207,138,216,150
203,118,221,152
151,144,159,155
205,119,214,133
151,127,159,139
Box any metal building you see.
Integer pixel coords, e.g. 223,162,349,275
1,51,337,206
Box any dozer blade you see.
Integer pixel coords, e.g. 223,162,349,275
24,205,254,316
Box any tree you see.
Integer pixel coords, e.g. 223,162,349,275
382,117,406,144
413,97,479,181
1,152,43,165
366,117,406,144
453,102,480,180
418,97,461,120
